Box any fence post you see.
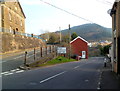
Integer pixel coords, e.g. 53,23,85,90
49,46,51,53
46,46,47,55
34,48,35,61
55,46,57,56
24,51,27,66
41,47,42,57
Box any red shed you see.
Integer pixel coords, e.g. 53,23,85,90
70,36,88,59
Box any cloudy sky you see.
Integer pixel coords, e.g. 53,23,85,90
18,0,115,35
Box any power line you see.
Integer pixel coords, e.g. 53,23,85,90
96,0,113,5
40,0,93,23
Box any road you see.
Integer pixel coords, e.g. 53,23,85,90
0,47,52,72
2,57,105,89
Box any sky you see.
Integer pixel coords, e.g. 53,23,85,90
18,0,115,35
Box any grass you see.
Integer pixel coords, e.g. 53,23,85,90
37,56,77,67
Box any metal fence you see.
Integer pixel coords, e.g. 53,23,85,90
0,28,44,40
24,45,58,66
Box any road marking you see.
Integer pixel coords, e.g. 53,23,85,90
14,55,24,59
85,80,89,82
11,68,20,72
27,54,34,58
74,66,79,69
1,71,9,75
4,72,13,76
1,68,25,76
97,87,100,90
40,71,67,84
15,70,24,73
0,61,7,63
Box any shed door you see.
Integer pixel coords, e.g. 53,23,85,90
82,51,86,58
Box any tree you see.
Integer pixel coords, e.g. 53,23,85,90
62,34,69,43
47,33,60,44
99,45,111,55
71,32,78,40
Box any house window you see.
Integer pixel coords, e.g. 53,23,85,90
15,17,18,24
16,28,18,32
9,12,12,21
9,26,12,33
15,7,17,11
21,20,22,26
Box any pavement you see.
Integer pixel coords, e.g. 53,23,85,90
100,59,120,89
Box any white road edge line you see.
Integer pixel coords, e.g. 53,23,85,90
74,66,79,69
40,71,67,84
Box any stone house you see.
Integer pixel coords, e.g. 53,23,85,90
0,0,26,33
110,0,120,74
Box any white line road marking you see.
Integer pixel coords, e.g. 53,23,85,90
15,70,24,73
40,71,67,84
4,72,13,76
1,71,9,75
1,68,24,76
74,66,79,69
0,61,7,63
27,54,34,58
85,80,89,82
97,87,100,90
14,55,24,59
11,68,20,72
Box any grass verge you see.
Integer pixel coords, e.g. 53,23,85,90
36,56,77,67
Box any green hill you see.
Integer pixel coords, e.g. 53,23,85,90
57,23,112,42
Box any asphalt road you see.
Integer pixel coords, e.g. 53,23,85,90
2,57,105,89
1,47,51,72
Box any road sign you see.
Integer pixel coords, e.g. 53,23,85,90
57,47,66,54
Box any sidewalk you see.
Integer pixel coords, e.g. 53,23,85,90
100,60,120,89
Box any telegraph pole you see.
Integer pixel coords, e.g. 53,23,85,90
69,24,71,59
59,27,62,44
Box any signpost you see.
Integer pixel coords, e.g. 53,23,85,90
57,47,66,54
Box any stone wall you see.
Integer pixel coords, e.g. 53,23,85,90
0,32,46,53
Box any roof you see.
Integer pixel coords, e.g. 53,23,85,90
17,0,26,18
70,36,89,44
115,0,120,2
110,0,120,16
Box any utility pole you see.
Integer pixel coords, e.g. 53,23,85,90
69,24,71,59
59,27,62,44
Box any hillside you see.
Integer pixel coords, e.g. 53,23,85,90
57,23,112,42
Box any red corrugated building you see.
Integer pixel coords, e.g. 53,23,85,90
70,36,88,59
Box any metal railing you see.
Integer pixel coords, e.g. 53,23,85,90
0,27,44,40
24,45,57,66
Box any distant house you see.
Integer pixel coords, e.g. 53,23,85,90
110,0,120,74
70,36,88,59
0,0,26,33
